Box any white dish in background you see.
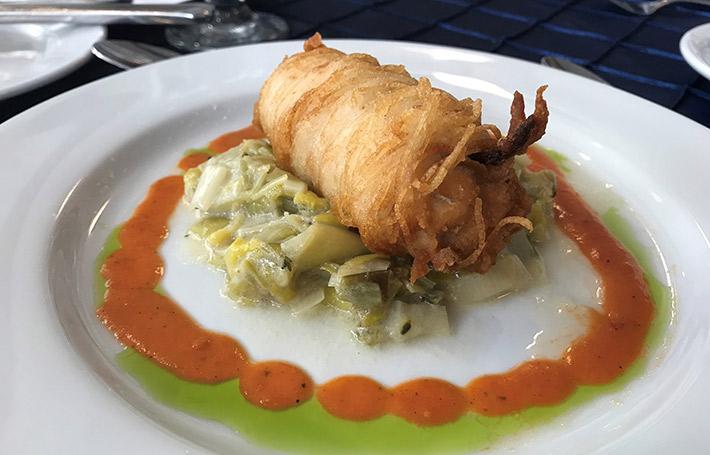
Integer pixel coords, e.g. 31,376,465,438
0,40,709,454
680,22,710,80
0,23,104,99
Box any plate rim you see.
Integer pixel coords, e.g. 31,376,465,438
1,38,710,455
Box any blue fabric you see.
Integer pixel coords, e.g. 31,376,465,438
252,0,710,127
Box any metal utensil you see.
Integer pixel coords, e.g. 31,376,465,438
92,39,179,69
610,0,710,15
0,3,214,25
540,56,609,85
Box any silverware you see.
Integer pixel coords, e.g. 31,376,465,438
609,0,710,15
92,39,179,70
0,2,214,25
540,56,609,85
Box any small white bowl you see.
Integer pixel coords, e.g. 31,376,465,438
680,22,710,81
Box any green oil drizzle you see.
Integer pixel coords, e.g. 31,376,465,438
119,349,525,454
96,147,672,453
97,208,672,454
542,148,572,173
602,207,673,350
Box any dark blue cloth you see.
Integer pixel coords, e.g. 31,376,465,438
1,0,708,127
252,0,710,128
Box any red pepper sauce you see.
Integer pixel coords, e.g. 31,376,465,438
98,131,653,424
208,124,264,154
178,153,210,171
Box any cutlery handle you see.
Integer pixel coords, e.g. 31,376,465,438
540,56,608,85
0,3,214,25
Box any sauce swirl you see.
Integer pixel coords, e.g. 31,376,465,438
98,130,653,425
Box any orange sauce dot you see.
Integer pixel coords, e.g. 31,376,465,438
208,124,264,153
239,361,314,410
317,376,390,421
466,360,576,416
99,288,248,383
118,176,183,251
101,249,163,289
564,312,648,384
178,152,211,171
389,378,467,426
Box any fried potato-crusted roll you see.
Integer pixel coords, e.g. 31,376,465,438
255,34,549,280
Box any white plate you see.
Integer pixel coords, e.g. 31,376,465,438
1,40,709,454
0,23,104,99
680,22,710,80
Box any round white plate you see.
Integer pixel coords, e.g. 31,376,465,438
0,23,104,99
680,22,710,80
1,40,710,454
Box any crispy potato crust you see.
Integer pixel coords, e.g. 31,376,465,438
255,33,548,280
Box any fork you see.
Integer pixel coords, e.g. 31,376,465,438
610,0,710,15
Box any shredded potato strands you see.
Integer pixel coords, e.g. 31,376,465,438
255,33,549,280
461,212,533,268
460,198,487,267
416,122,478,196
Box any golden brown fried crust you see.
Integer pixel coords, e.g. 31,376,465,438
255,34,547,280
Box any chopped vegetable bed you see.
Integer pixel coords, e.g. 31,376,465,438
183,140,555,345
